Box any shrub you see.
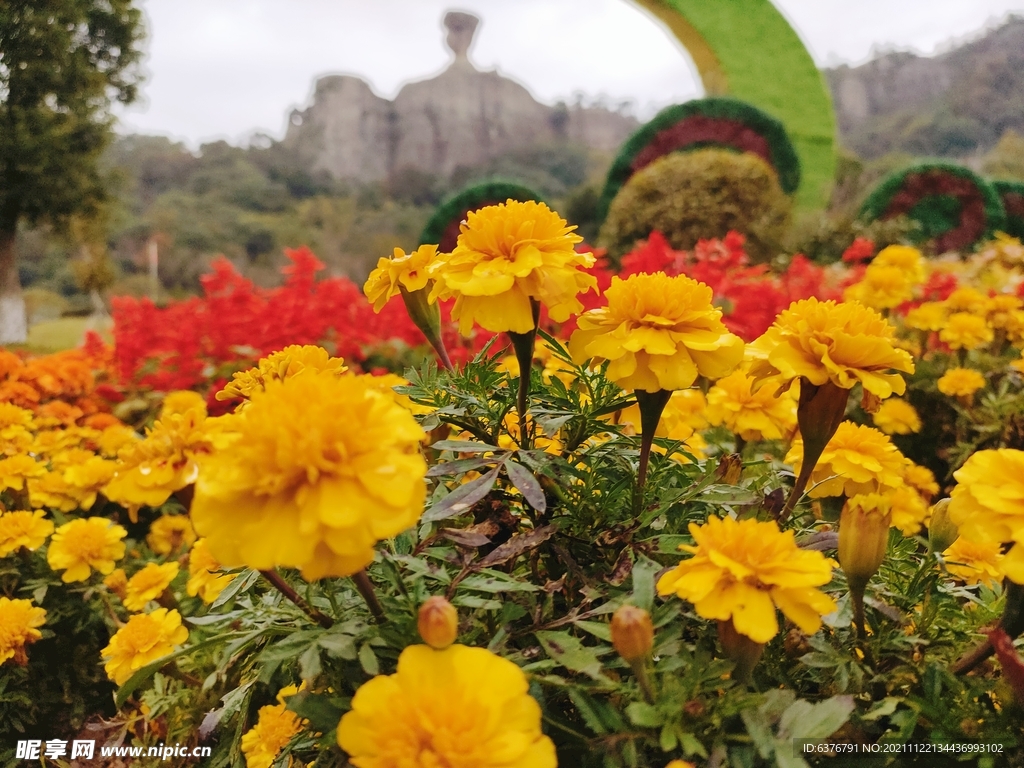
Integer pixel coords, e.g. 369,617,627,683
598,148,791,262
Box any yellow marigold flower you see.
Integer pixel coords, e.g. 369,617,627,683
903,462,939,499
1012,357,1024,375
101,608,189,685
63,455,117,507
904,302,946,332
937,367,986,398
97,425,140,457
358,373,431,416
0,597,46,666
657,516,836,644
241,684,305,768
217,345,348,402
570,273,743,392
104,406,211,521
0,510,54,556
28,470,89,512
986,294,1023,329
338,644,557,768
364,245,438,312
942,538,1004,588
786,422,907,499
939,312,993,351
160,390,207,420
873,245,926,283
186,538,237,604
871,398,921,435
146,514,196,555
123,562,180,612
945,287,989,313
843,264,914,310
948,448,1024,583
0,453,45,491
888,485,931,537
46,517,127,583
616,390,708,462
192,370,427,580
665,762,696,768
104,568,128,599
747,298,914,399
705,369,797,442
429,199,596,334
0,402,34,435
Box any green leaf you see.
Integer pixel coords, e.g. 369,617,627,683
740,706,776,759
299,644,322,681
459,572,541,593
422,465,501,522
863,696,902,721
574,620,613,642
505,460,547,512
318,633,357,660
535,631,610,682
285,691,346,733
358,643,379,676
115,633,232,708
778,696,855,741
625,701,663,727
210,568,259,610
631,557,661,612
431,439,501,452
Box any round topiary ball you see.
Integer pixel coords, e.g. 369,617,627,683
598,148,791,262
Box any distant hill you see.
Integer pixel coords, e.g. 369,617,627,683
826,15,1024,159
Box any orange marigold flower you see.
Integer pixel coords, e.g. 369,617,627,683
46,517,127,582
0,597,46,666
786,421,907,498
123,562,180,612
146,514,197,555
657,516,836,644
747,298,914,399
0,510,54,556
570,272,743,392
429,199,596,334
101,608,188,685
338,645,556,767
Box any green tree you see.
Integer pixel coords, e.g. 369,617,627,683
0,0,143,342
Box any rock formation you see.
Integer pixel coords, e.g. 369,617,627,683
283,11,638,183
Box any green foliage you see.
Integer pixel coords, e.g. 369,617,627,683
599,149,791,262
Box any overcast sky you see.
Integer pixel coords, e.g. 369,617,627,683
116,0,1024,148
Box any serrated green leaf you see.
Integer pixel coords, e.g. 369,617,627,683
778,696,854,741
625,701,662,727
358,643,379,676
536,630,610,682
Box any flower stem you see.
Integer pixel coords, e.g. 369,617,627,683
508,301,541,449
782,379,849,522
260,569,334,629
353,570,386,623
629,658,656,704
635,389,672,492
953,579,1024,675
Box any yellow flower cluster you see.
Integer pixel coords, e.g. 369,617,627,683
186,539,237,604
657,516,837,644
241,684,305,768
570,272,744,393
429,200,597,334
47,517,127,583
338,644,557,768
843,245,926,310
0,597,46,666
786,422,907,499
705,369,797,442
192,364,427,580
616,389,709,460
948,448,1024,583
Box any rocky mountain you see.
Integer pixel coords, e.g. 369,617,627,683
827,15,1024,159
282,11,638,184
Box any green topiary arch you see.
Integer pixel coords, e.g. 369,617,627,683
627,0,836,212
994,180,1024,240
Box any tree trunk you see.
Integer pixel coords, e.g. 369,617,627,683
0,227,27,345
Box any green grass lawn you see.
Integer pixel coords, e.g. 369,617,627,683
26,316,113,353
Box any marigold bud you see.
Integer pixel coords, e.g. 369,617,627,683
418,596,458,650
927,498,958,555
611,605,654,662
839,494,892,594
